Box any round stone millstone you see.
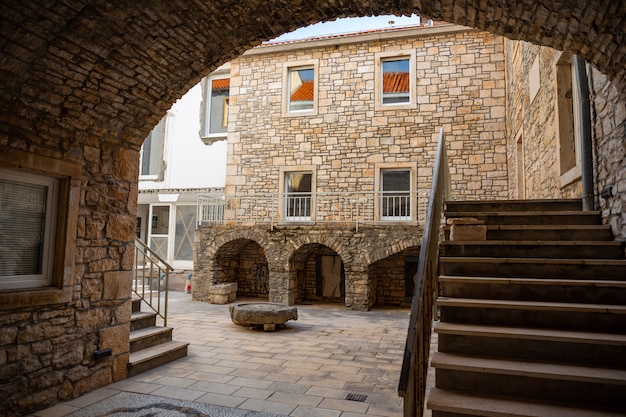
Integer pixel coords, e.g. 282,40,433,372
229,302,298,331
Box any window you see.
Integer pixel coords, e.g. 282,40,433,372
1,147,80,307
555,53,582,187
284,172,312,221
380,169,412,220
200,74,230,144
283,61,318,116
375,53,415,110
0,169,58,289
140,116,167,180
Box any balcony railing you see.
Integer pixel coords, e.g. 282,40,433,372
197,190,430,229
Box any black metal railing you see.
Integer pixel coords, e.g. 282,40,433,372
133,237,173,326
398,127,450,416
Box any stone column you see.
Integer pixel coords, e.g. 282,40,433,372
344,265,370,311
269,269,294,305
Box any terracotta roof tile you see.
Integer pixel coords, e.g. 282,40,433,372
290,80,314,101
212,78,230,89
383,72,409,93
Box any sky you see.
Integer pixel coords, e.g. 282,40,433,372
161,15,422,189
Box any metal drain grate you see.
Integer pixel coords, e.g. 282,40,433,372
345,393,368,402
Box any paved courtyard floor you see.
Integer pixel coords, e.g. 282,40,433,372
30,292,436,417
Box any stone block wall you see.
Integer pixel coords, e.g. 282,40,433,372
225,25,508,201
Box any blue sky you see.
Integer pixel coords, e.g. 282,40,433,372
273,14,422,41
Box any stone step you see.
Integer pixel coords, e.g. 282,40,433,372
441,240,624,259
130,311,157,331
443,210,602,225
427,388,624,417
432,352,626,407
127,340,189,377
439,275,626,304
445,198,583,213
437,297,626,333
130,326,173,353
435,321,626,367
440,257,626,280
443,224,615,241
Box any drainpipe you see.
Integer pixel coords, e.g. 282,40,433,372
573,55,594,211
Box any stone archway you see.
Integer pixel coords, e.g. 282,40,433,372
290,243,346,305
1,2,625,415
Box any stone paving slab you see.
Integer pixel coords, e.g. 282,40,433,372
30,292,438,417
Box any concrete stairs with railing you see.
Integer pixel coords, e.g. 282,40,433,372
427,198,626,417
128,297,188,377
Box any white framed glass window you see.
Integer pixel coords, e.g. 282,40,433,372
0,168,58,289
200,74,230,144
140,116,167,180
380,169,412,221
284,172,312,221
283,61,318,116
375,52,415,110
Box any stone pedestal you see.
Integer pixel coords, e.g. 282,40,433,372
229,302,298,331
208,283,238,304
448,217,487,241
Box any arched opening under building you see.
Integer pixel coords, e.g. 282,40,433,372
212,238,269,300
291,243,346,305
370,246,421,308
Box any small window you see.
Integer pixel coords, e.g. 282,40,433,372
0,168,58,289
140,116,167,180
285,172,312,221
381,58,410,105
381,169,412,220
288,67,315,112
200,74,230,145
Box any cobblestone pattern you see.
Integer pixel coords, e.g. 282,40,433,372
194,225,422,311
226,27,508,199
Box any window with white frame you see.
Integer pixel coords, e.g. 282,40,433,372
555,53,583,187
375,53,415,110
140,116,167,180
380,169,412,221
200,74,230,144
284,62,317,115
284,171,312,221
0,168,58,289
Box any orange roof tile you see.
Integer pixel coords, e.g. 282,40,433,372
290,80,314,101
383,72,409,93
212,78,230,89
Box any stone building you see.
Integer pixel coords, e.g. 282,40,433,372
193,23,510,310
1,2,625,416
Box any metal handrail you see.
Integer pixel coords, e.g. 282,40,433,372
133,237,173,326
197,190,431,229
398,128,450,416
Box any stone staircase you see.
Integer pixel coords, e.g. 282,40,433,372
427,198,626,416
128,297,189,377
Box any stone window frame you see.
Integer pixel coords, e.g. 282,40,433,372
200,69,231,145
278,165,317,222
374,162,418,222
282,60,319,117
0,146,81,310
554,51,583,188
374,51,417,112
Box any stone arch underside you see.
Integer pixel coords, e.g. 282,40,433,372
289,243,346,305
2,1,625,152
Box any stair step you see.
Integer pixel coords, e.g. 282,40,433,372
435,322,626,367
441,240,624,259
437,297,626,332
443,224,614,241
440,257,626,280
427,388,623,417
130,311,157,331
444,211,602,225
130,326,173,353
439,276,626,304
432,352,626,407
445,198,583,213
128,340,189,377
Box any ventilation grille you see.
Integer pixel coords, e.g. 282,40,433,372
345,393,368,402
